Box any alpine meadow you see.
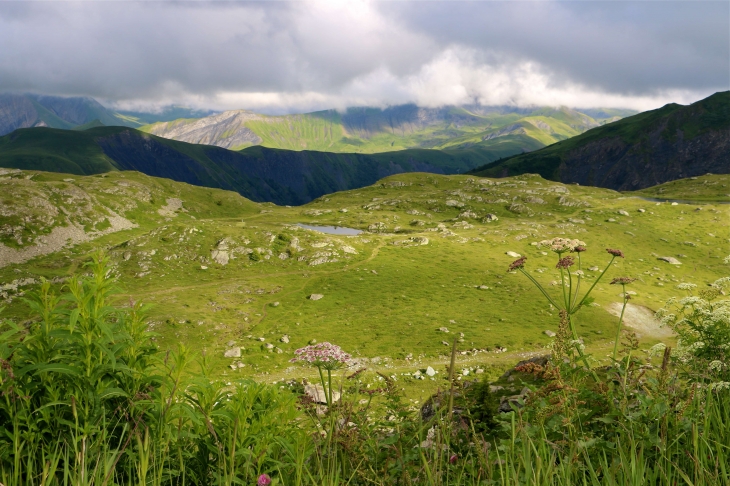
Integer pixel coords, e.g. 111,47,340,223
0,1,729,485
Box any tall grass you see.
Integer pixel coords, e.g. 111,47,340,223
1,252,729,485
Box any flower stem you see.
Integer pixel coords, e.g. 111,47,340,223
519,268,560,309
575,256,616,311
613,285,628,361
317,366,329,408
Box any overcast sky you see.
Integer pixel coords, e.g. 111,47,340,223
1,1,728,114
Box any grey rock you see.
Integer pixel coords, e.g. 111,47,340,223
658,256,682,265
304,384,340,404
618,210,630,216
224,347,241,358
543,330,556,337
280,335,290,344
123,251,132,261
309,294,324,301
506,251,521,258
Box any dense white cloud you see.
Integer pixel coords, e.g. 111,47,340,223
0,1,726,113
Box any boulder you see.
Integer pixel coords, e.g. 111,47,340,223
224,347,241,358
211,250,229,265
482,213,499,223
425,366,437,377
658,256,682,265
304,384,341,404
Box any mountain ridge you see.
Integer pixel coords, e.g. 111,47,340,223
469,91,730,190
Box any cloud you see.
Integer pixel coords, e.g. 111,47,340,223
0,0,726,113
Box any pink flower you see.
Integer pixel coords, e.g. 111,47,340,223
290,342,351,370
508,257,527,272
606,248,624,258
257,474,271,486
449,454,458,464
556,256,575,269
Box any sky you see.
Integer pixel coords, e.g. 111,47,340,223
0,0,728,114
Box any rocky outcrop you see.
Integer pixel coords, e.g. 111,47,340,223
145,110,264,149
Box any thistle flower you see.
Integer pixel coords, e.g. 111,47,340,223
508,257,527,272
556,256,575,269
290,342,351,370
610,277,636,285
606,248,624,258
257,474,272,486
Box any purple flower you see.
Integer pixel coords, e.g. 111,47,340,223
606,248,624,258
556,256,575,269
290,342,351,370
449,454,458,464
508,257,527,272
257,474,271,486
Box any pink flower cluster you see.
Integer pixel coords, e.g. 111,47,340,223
290,342,351,369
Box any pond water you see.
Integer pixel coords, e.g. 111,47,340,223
634,196,730,205
296,224,363,235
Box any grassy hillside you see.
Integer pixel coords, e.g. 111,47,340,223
1,169,727,387
0,126,508,205
470,91,730,190
142,104,628,156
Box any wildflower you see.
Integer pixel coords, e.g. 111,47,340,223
648,343,667,358
539,237,586,254
710,382,730,392
572,245,587,253
606,248,624,258
676,282,697,290
709,360,726,372
556,256,575,269
508,257,527,271
449,454,458,464
610,277,636,285
290,342,351,370
257,474,272,486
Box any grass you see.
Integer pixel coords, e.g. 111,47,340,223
1,170,728,394
0,169,728,483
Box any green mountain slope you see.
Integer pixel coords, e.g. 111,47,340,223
142,104,630,156
469,91,730,190
0,126,502,205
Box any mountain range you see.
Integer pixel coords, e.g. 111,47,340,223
141,104,632,155
0,93,214,135
470,91,730,190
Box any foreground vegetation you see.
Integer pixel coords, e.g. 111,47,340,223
1,248,729,485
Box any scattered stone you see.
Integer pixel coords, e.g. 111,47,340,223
200,265,208,270
211,249,229,265
123,251,132,261
637,209,646,213
459,210,478,219
671,202,679,206
227,340,236,347
445,200,465,208
618,210,630,216
425,366,436,377
607,218,616,222
588,266,599,271
309,339,317,345
265,343,274,350
304,384,341,404
543,330,556,337
475,368,484,374
271,301,280,307
224,347,241,358
281,335,290,344
309,294,324,301
258,337,265,342
658,256,682,265
506,251,521,258
482,213,499,223
438,326,449,333
442,341,450,346
478,285,489,290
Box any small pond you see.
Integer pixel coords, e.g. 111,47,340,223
296,224,363,235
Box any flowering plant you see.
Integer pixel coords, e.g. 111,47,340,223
290,342,351,371
509,239,626,369
291,342,351,407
